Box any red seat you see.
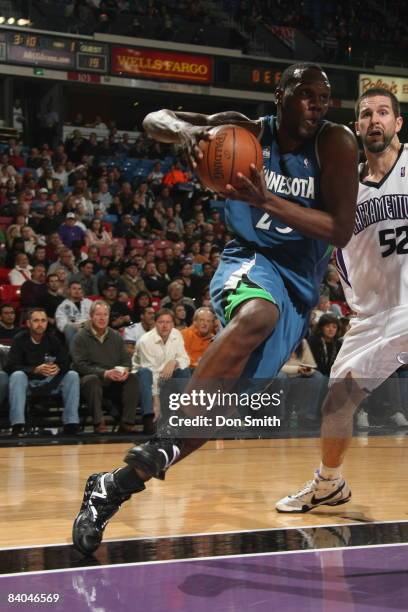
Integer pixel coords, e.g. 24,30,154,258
0,285,21,302
0,216,13,226
0,268,11,284
151,297,161,311
130,238,145,249
153,239,173,250
331,300,350,316
98,246,112,257
113,238,127,248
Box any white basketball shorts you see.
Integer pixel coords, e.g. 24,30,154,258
330,305,408,392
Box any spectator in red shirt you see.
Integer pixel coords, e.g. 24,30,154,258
162,161,188,187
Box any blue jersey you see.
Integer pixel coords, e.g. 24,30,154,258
224,115,332,308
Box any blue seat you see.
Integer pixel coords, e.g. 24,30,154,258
103,214,118,224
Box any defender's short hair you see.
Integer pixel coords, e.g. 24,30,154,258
355,87,400,118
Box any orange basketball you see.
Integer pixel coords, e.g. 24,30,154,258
195,124,263,194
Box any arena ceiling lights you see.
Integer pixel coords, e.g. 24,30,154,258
0,17,31,26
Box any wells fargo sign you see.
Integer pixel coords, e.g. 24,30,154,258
111,47,212,83
359,73,408,102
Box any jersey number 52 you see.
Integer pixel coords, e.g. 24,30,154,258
379,225,408,257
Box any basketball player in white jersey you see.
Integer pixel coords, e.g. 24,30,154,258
276,87,408,512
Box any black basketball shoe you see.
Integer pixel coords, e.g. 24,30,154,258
124,438,181,480
72,472,143,555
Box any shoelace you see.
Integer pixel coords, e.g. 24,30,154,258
290,477,320,499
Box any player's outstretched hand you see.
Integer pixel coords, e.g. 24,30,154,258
179,126,214,169
222,164,269,207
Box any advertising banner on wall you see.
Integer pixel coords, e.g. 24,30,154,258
359,73,408,102
111,47,212,83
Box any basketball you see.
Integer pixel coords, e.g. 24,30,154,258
195,124,263,193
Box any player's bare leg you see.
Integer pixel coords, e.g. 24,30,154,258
320,377,367,468
73,298,279,555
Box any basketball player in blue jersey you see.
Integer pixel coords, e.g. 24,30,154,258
72,63,359,555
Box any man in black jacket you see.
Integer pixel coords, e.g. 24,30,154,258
72,300,139,433
6,308,80,436
20,264,47,309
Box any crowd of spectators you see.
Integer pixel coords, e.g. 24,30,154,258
230,0,408,64
30,0,408,66
0,124,227,436
0,121,406,438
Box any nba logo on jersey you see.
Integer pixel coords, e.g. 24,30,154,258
401,167,405,177
262,147,271,161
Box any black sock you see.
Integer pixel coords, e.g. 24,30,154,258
114,466,146,494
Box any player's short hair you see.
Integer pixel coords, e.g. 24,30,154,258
355,87,400,118
278,62,324,91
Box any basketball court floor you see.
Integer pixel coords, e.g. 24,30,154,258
1,436,408,610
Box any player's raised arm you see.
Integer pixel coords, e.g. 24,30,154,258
143,109,261,168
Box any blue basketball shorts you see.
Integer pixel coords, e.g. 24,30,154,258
210,242,311,378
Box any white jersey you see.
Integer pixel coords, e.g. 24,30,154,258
336,144,408,318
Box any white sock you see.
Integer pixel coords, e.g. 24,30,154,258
318,462,342,481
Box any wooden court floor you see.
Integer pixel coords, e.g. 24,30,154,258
1,436,408,549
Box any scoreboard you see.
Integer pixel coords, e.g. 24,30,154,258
76,42,108,73
3,32,108,73
215,58,283,92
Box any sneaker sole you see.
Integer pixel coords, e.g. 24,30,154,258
276,492,352,513
72,513,101,556
73,474,102,555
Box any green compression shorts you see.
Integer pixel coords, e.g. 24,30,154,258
224,279,277,322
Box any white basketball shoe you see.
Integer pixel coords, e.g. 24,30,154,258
275,471,352,513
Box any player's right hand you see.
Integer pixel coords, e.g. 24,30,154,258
178,126,214,169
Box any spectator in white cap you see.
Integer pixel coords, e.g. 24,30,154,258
59,212,85,248
31,187,50,213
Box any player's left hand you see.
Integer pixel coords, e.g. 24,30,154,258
221,164,269,207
